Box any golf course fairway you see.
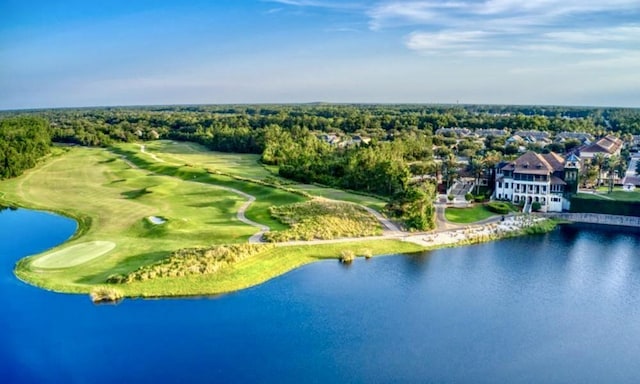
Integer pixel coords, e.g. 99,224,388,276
3,144,423,298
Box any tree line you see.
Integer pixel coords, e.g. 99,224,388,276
2,104,639,150
0,117,51,179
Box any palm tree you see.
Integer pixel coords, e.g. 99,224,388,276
468,156,485,195
604,155,621,193
591,153,606,187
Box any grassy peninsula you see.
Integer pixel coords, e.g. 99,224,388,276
4,143,423,297
3,141,558,299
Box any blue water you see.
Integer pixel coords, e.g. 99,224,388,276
2,209,640,384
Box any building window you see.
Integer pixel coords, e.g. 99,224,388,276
498,194,502,199
498,182,502,188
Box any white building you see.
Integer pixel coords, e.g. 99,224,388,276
494,152,579,212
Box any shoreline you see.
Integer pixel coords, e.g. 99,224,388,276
3,145,621,300
11,203,560,299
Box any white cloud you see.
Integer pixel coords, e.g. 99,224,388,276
544,26,640,44
366,1,639,56
406,30,493,52
265,0,364,10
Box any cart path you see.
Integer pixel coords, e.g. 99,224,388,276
116,146,270,243
118,145,520,247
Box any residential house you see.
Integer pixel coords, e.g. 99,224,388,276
578,135,623,159
340,135,371,147
436,127,473,137
318,133,341,145
556,132,594,145
475,129,509,137
514,130,550,141
494,151,579,212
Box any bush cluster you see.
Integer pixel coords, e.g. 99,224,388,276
570,197,640,217
108,244,272,283
90,287,123,303
486,201,511,214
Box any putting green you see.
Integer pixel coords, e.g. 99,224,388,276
32,241,116,269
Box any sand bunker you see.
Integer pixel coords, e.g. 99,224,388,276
148,216,167,224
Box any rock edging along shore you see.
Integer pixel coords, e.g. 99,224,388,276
543,213,640,228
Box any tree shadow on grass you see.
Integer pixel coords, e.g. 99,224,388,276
74,250,169,285
121,188,152,199
188,198,238,215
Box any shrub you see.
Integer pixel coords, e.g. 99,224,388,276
473,195,485,203
531,201,542,212
115,244,273,283
486,201,510,214
465,193,473,202
447,194,454,202
90,287,123,303
339,250,356,263
570,197,640,216
361,248,373,259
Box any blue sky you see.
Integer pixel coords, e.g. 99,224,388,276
1,0,639,109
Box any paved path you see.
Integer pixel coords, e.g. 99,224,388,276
623,155,639,186
140,144,166,163
360,205,402,232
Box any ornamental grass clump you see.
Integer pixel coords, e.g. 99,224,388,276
361,248,373,259
339,250,356,264
90,286,123,303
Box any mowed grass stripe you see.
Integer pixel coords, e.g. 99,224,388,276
32,241,116,269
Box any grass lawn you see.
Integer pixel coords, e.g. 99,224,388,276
287,184,388,211
580,189,640,202
445,204,497,224
109,239,425,297
143,141,273,180
112,143,306,230
32,241,116,269
144,140,389,211
3,145,425,297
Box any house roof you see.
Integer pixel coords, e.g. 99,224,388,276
581,135,623,155
500,151,565,175
541,152,564,172
565,153,580,163
550,176,567,185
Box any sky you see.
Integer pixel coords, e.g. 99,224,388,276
1,0,639,109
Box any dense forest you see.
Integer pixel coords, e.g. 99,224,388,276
1,104,639,150
0,117,51,179
1,104,639,229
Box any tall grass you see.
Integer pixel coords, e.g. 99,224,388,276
89,286,123,303
263,200,382,242
109,243,273,283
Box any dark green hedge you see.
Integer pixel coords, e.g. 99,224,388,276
486,202,511,214
570,197,640,216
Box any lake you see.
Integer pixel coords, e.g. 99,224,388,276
2,208,640,384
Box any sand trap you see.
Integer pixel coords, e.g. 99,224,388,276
32,241,116,269
148,216,166,224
